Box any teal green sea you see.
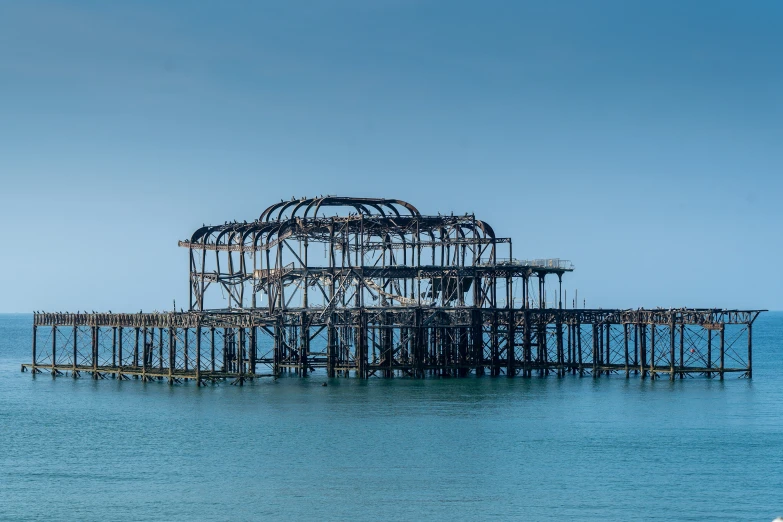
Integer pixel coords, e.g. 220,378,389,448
2,313,782,521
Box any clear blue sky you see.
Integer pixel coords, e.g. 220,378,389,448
1,0,781,312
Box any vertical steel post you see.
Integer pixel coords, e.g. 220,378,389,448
567,321,572,374
556,314,564,377
32,324,37,371
51,325,57,377
622,322,629,378
273,320,281,378
633,323,639,374
222,328,228,373
299,312,308,377
506,311,515,377
592,323,600,379
327,316,337,378
250,325,257,377
358,311,367,379
669,315,676,381
639,324,646,379
92,326,98,378
575,320,584,377
118,326,123,378
211,327,216,373
539,321,547,376
522,310,531,377
184,328,189,372
679,323,684,379
605,323,611,375
415,308,424,378
719,324,725,380
650,323,656,379
168,327,174,385
196,325,202,386
158,327,164,372
73,323,78,375
142,327,148,380
237,328,243,376
491,311,499,377
747,322,753,379
111,326,117,369
134,327,139,369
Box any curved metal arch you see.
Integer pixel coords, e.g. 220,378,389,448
194,198,495,254
189,225,214,243
475,220,496,239
258,196,420,222
259,200,292,222
274,199,308,222
310,197,385,220
385,199,420,217
251,221,283,250
298,197,385,220
213,223,249,248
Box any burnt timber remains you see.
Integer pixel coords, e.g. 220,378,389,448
25,196,762,384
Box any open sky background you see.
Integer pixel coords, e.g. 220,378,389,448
1,0,781,313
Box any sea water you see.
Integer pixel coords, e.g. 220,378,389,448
1,313,782,521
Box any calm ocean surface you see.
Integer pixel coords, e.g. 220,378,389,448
1,312,782,521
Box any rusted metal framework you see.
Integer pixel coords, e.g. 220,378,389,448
24,197,763,384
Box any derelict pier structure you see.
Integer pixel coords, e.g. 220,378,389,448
25,196,763,384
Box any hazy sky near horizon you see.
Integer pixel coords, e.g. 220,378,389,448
1,0,781,312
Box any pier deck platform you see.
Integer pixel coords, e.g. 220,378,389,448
24,307,762,384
